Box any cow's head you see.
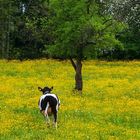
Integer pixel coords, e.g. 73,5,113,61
38,86,53,94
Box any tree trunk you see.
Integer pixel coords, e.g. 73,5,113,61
75,60,83,90
70,58,83,91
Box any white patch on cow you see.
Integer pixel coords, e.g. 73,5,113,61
39,94,59,110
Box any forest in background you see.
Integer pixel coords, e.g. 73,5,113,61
0,0,140,60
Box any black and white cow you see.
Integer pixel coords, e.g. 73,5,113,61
38,86,60,128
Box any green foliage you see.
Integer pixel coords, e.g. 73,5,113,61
117,28,140,59
44,0,124,60
103,0,140,60
0,0,139,60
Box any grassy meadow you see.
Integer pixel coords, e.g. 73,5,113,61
0,59,140,140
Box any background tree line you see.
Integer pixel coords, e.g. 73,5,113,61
0,0,139,60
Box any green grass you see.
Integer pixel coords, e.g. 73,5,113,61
0,60,140,140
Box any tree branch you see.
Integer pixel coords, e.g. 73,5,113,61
69,57,76,71
100,22,113,34
103,18,112,25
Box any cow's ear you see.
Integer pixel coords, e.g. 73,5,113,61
38,87,42,91
50,86,53,91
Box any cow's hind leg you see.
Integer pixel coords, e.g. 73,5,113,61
44,103,50,127
52,108,58,128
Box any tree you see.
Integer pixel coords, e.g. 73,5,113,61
11,0,49,60
104,0,140,59
0,0,15,59
44,0,123,91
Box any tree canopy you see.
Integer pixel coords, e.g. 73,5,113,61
44,0,124,60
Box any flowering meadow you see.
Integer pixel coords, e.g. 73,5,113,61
0,60,140,140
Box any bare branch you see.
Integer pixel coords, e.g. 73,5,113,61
70,57,76,71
